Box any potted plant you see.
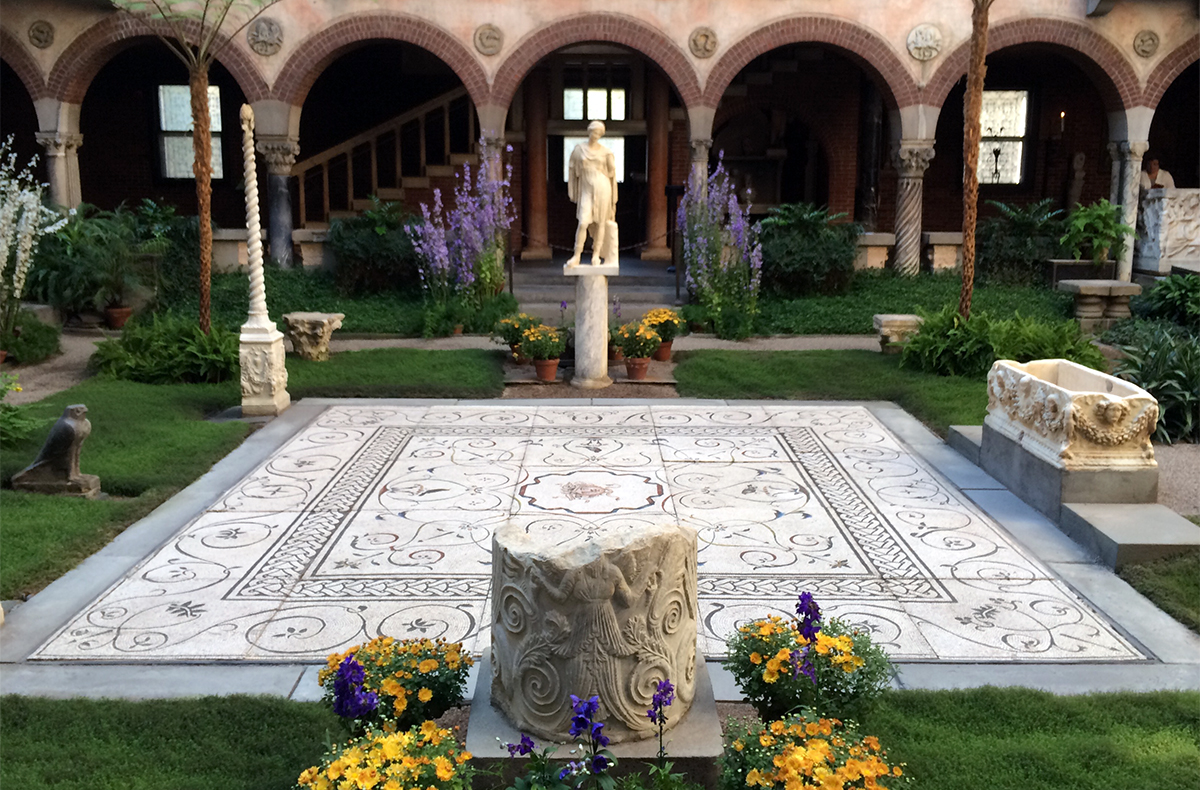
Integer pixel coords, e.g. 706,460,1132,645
94,247,141,329
641,307,683,361
1055,199,1134,279
494,313,539,363
615,321,661,380
608,324,624,361
517,323,565,382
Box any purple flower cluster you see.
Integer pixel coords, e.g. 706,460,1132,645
557,694,612,780
792,591,823,684
646,678,674,726
504,733,535,757
676,156,762,329
331,655,378,720
411,139,515,306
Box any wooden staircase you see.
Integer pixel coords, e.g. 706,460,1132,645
292,87,478,227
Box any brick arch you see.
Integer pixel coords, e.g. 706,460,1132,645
924,17,1138,112
1142,35,1198,109
702,17,919,110
1,27,48,100
490,13,702,112
47,14,269,104
712,96,854,214
272,14,488,109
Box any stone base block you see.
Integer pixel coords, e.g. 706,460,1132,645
240,332,290,417
521,246,553,261
640,246,673,261
1060,504,1200,568
979,424,1158,522
570,373,613,389
468,649,723,769
11,472,100,499
947,425,983,466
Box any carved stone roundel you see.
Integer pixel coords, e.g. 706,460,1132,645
247,17,283,57
906,24,942,61
1133,30,1159,58
689,27,718,59
28,20,55,49
474,24,503,56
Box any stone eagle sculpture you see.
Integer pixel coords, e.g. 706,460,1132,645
12,403,100,498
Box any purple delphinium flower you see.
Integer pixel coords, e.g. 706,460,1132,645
331,655,378,720
796,591,822,643
646,678,675,725
505,733,536,757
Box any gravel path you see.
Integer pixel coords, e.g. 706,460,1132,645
2,331,109,406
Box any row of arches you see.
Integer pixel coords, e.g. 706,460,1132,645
3,13,1196,128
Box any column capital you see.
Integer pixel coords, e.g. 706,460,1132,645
890,140,935,177
690,138,712,163
1118,140,1149,159
255,136,300,176
34,132,83,155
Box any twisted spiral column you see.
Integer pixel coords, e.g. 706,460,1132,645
891,141,935,277
240,105,270,329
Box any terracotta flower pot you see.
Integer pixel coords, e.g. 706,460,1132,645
652,340,673,362
452,324,464,336
625,357,651,381
609,344,624,361
0,349,7,364
105,306,134,329
534,358,559,382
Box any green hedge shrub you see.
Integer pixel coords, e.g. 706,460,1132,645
327,197,420,296
1116,329,1199,444
901,304,1106,378
758,203,861,297
0,311,60,364
91,314,239,384
1135,273,1200,332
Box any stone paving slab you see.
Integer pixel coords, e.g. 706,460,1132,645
3,399,1195,699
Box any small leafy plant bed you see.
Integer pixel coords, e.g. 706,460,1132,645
287,349,505,399
674,350,987,437
748,272,1071,336
0,378,247,599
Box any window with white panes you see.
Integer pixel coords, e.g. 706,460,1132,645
561,63,628,182
978,90,1028,185
158,85,224,179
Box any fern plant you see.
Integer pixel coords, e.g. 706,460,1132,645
1117,329,1200,444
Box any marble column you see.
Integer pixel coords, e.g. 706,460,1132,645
521,71,551,260
1106,142,1122,205
34,132,83,208
1117,140,1148,282
565,263,616,389
238,105,290,417
890,141,935,277
256,136,300,269
642,70,671,260
689,138,712,196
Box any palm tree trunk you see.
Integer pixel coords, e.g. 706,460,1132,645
959,0,993,320
190,68,214,333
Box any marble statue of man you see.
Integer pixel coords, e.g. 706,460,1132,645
566,120,619,266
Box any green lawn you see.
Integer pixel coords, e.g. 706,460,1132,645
674,349,987,437
0,379,247,599
755,272,1073,335
2,690,1196,790
0,350,504,599
1119,551,1200,634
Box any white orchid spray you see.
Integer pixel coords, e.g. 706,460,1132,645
0,137,69,339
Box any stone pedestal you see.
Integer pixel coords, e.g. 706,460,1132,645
490,520,698,743
923,231,963,271
240,328,290,416
1056,279,1142,333
565,263,617,389
872,313,923,353
12,404,100,499
282,311,344,361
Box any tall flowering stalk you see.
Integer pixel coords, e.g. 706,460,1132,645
411,140,514,310
647,678,675,761
677,156,762,339
0,138,67,341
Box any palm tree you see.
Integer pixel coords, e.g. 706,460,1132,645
959,0,996,320
112,1,282,332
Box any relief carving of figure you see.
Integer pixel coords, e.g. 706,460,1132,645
566,121,619,267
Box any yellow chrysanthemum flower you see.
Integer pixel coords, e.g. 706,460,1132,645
418,688,433,703
418,658,438,673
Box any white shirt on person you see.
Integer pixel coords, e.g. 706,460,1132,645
1140,169,1175,190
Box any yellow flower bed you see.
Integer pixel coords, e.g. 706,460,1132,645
297,720,473,790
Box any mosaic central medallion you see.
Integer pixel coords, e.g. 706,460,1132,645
519,470,664,514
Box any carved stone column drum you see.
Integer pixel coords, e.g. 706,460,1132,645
490,521,698,743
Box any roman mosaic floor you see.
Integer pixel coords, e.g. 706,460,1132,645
32,403,1144,663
